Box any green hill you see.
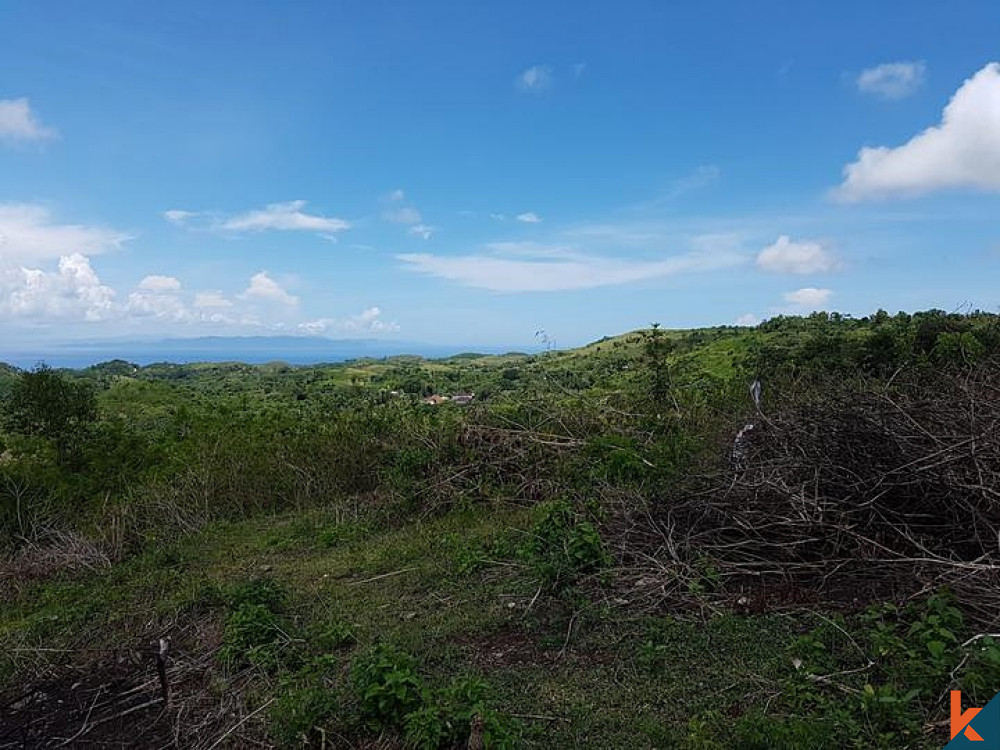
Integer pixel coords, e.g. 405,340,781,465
2,310,1000,748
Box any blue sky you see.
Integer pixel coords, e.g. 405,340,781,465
1,1,999,349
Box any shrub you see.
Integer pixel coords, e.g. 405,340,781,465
521,500,611,586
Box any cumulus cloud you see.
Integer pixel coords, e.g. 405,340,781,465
836,62,1000,200
345,306,400,333
0,258,338,333
241,272,298,306
137,275,181,292
856,61,926,99
736,313,760,327
397,244,743,293
221,200,349,234
298,306,400,335
517,65,554,92
756,236,837,274
193,291,233,309
0,98,57,142
0,203,130,263
784,287,832,308
0,254,116,322
516,212,542,224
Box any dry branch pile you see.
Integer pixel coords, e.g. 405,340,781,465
616,362,1000,623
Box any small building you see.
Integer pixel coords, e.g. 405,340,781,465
421,394,450,405
450,392,475,406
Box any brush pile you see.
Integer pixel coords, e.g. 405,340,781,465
617,360,1000,623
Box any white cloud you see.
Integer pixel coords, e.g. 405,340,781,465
857,61,925,100
516,212,542,224
736,313,760,326
137,275,181,292
345,306,400,333
408,224,434,240
517,65,554,92
784,287,832,308
383,206,423,224
220,200,350,234
127,276,188,321
398,245,743,293
126,290,187,321
0,254,116,322
0,98,57,142
298,306,400,335
756,236,837,274
836,62,1000,200
241,271,298,306
163,209,200,224
668,164,721,197
386,188,406,202
0,203,129,263
193,291,233,309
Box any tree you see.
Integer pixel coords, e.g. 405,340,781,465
642,323,675,407
2,365,97,465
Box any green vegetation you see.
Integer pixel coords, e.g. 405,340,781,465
2,309,999,748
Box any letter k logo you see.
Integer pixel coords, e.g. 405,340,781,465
953,691,985,741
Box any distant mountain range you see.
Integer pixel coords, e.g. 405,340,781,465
0,336,521,369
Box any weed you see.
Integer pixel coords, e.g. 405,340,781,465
268,680,341,747
227,577,287,612
220,602,287,670
314,620,357,650
350,644,423,728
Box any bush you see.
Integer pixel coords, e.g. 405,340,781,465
521,500,611,586
2,366,96,467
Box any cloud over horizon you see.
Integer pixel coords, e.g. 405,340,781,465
241,272,299,306
398,243,744,292
784,287,832,308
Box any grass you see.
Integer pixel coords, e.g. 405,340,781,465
0,500,823,748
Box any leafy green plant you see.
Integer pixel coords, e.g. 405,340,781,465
227,577,287,612
268,680,340,747
520,500,611,586
350,644,423,728
220,602,286,670
404,704,450,749
315,620,357,650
